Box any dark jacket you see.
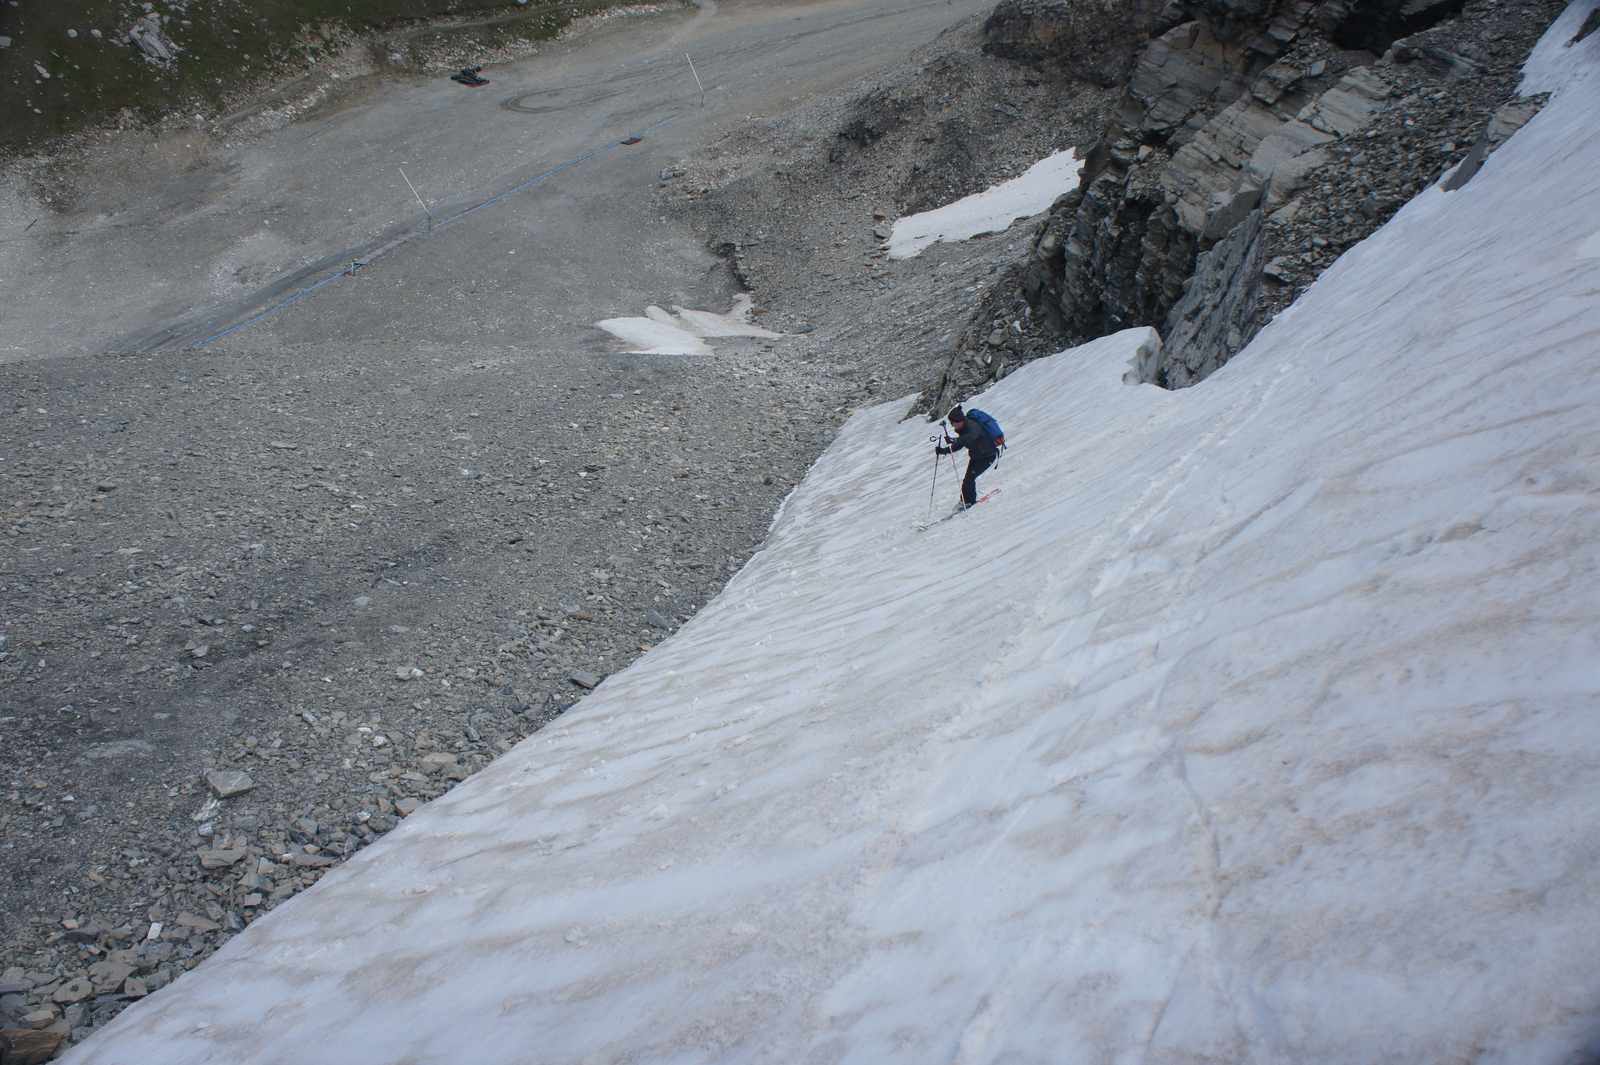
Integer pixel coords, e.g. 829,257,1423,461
943,418,997,462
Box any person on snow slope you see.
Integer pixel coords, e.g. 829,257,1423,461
935,404,999,509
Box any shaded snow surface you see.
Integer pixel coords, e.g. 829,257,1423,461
65,9,1600,1065
886,147,1083,259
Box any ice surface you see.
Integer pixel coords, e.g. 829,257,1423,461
596,293,779,354
63,10,1600,1065
887,148,1083,259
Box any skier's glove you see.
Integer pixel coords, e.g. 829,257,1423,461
935,446,950,455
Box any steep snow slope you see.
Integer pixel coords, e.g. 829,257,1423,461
64,6,1600,1064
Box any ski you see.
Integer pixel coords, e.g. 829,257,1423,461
916,488,1001,531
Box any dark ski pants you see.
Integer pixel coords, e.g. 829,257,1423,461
961,454,994,506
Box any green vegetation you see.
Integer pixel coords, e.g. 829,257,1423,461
0,0,626,152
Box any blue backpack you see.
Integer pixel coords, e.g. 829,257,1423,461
967,408,1005,449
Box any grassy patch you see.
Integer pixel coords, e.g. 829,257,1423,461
0,0,627,152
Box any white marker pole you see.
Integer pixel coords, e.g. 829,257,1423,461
399,167,434,231
684,53,705,107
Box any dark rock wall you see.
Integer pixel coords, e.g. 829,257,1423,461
1158,206,1264,386
932,0,1568,404
1575,5,1600,42
1023,0,1381,374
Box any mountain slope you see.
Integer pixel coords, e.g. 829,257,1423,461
60,5,1600,1063
0,0,619,152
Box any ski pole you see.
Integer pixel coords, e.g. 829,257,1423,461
941,425,959,487
927,434,942,520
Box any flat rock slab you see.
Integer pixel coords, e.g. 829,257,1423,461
287,853,336,869
48,978,92,1005
203,769,255,798
197,849,247,870
86,961,134,994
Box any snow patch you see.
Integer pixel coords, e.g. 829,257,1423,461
595,293,780,355
886,148,1083,260
1520,0,1600,94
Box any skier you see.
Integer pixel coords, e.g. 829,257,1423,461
934,404,999,509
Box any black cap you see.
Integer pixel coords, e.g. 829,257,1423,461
948,405,965,423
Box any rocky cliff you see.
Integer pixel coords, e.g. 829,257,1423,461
980,0,1183,86
925,0,1567,410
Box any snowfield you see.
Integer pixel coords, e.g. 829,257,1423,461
886,147,1084,259
64,6,1600,1064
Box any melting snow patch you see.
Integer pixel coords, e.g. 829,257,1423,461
596,293,780,355
887,148,1083,260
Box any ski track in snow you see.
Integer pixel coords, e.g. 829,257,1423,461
62,6,1600,1065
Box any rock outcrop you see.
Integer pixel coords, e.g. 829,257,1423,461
1574,6,1600,43
1157,205,1264,386
981,0,1183,86
1030,1,1412,383
926,0,1568,407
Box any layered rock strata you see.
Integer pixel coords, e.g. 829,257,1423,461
925,0,1568,409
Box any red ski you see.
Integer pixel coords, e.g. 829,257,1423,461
916,488,1001,531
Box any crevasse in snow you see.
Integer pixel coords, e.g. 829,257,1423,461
63,5,1600,1064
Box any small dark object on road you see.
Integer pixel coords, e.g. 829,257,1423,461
451,66,490,87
